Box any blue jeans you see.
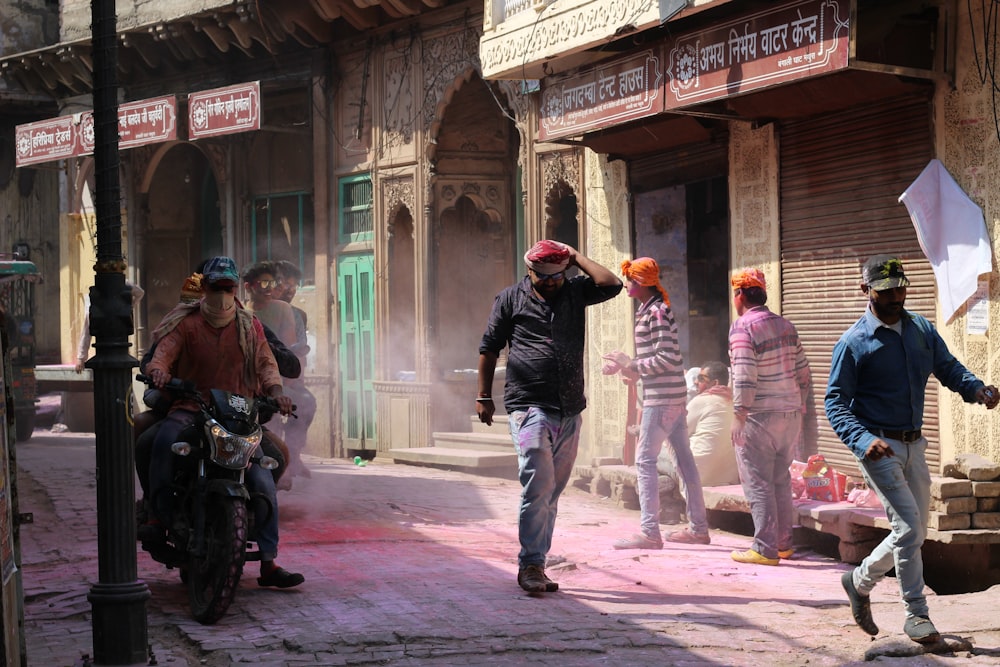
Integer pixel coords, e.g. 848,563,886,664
854,436,930,619
637,404,707,537
736,411,800,559
508,408,582,567
150,409,281,560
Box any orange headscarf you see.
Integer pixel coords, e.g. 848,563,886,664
180,272,204,303
621,257,670,306
731,268,766,290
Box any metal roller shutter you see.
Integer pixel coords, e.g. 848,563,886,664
629,136,729,192
779,95,937,478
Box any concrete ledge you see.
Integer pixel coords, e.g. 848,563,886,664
571,465,1000,550
35,365,92,392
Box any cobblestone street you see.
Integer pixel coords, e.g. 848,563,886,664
15,429,1000,666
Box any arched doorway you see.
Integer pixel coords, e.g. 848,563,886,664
138,143,220,346
430,72,519,432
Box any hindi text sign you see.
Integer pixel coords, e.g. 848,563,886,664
665,0,849,109
15,116,78,167
188,82,260,140
539,51,663,142
77,96,178,155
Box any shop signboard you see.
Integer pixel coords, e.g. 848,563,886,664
188,81,260,139
665,0,850,109
539,50,663,142
77,96,178,155
16,96,178,166
14,116,77,167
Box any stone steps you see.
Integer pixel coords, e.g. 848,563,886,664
386,416,516,479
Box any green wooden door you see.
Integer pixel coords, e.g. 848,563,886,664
337,254,376,447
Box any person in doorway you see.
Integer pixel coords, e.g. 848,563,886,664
659,361,739,489
243,261,311,481
272,260,316,482
142,256,304,589
728,268,815,566
602,257,710,549
477,240,622,593
826,255,998,644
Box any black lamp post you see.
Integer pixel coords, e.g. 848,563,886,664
85,0,150,663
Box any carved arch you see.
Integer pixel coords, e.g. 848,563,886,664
380,175,415,238
134,140,227,194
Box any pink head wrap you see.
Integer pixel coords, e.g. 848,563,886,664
524,240,571,275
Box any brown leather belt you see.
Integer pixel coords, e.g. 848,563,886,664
879,429,922,443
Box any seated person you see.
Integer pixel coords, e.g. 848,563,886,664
658,361,739,517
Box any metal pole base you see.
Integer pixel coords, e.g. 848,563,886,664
87,581,151,665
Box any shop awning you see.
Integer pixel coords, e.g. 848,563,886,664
539,0,946,159
0,0,451,98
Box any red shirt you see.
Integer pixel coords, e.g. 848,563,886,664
146,311,282,413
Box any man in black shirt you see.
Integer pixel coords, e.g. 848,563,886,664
478,240,622,593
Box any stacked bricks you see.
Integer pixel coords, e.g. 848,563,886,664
929,453,1000,531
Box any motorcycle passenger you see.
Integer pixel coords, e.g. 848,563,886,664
134,267,298,496
141,256,304,589
243,261,314,483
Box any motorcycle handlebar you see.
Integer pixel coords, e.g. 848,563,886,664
136,373,197,394
137,374,297,417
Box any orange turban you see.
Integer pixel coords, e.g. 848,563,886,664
731,268,766,290
621,257,669,305
180,272,204,303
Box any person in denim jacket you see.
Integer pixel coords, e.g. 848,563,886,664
826,255,998,645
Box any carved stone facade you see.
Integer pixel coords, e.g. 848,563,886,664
581,151,633,461
479,0,661,79
728,121,780,310
935,1,1000,465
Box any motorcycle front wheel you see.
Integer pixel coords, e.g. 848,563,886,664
188,496,248,625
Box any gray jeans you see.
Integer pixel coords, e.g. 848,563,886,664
735,411,800,558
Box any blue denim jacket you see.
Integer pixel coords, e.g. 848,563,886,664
825,308,983,459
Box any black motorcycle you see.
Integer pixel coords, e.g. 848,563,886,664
136,374,288,624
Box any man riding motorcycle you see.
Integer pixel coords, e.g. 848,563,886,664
140,256,304,589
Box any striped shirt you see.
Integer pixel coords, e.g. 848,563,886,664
729,305,811,414
631,295,686,407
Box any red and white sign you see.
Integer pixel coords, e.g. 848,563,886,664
664,0,850,109
77,96,178,155
539,51,663,142
16,96,179,167
15,116,78,167
188,81,260,139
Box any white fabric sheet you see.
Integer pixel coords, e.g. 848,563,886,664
899,158,993,322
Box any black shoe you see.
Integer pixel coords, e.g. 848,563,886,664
904,616,940,644
517,564,549,593
137,521,166,545
841,571,878,636
539,570,559,592
257,566,304,589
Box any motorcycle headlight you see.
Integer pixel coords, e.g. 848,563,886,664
206,420,262,470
